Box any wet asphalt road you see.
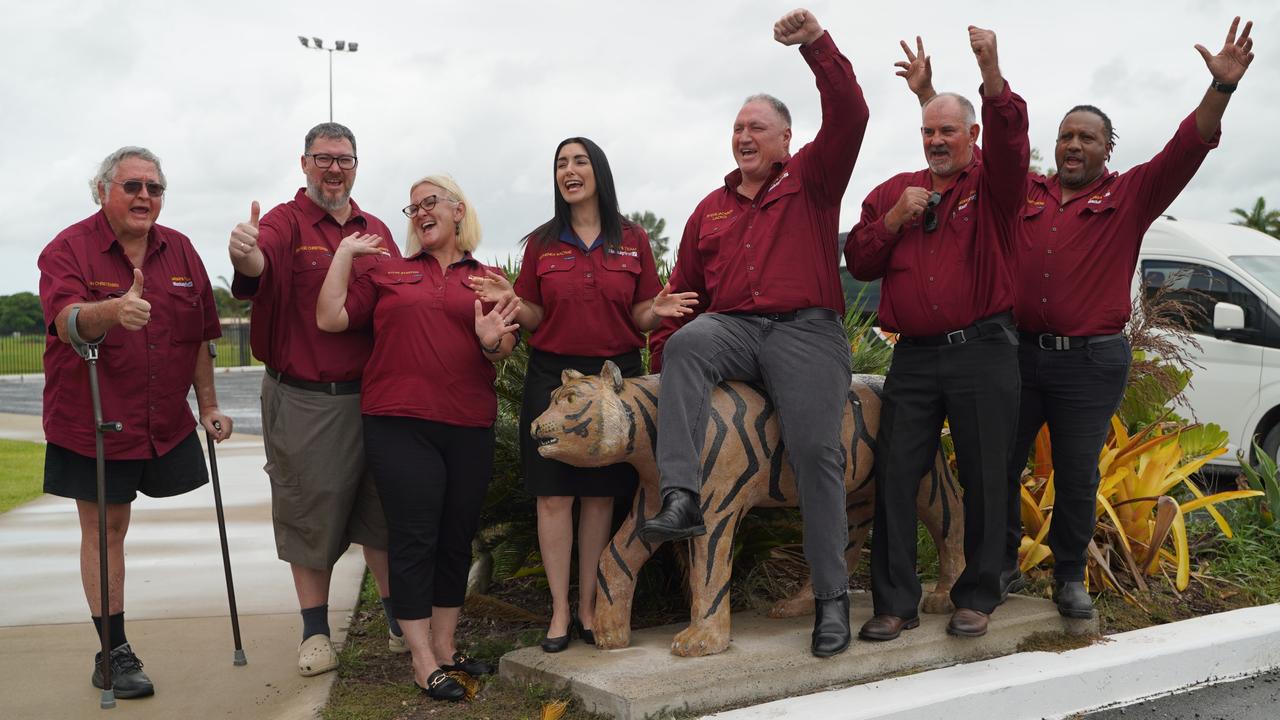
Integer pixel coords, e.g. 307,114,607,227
0,368,266,436
1080,667,1280,719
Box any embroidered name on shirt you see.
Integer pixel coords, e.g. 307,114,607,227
705,210,734,221
295,245,331,254
89,280,121,289
539,249,574,260
955,191,978,212
767,171,791,193
1025,197,1046,207
170,275,193,288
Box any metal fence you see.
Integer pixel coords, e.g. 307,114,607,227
0,322,257,375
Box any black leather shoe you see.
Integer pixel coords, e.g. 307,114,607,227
91,643,155,699
573,617,596,646
1053,580,1095,619
540,631,571,653
417,669,466,701
441,651,493,676
811,593,852,657
858,613,920,641
999,568,1028,604
639,489,706,544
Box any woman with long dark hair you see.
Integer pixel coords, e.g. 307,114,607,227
471,137,695,651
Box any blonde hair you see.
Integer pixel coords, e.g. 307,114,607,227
404,174,481,256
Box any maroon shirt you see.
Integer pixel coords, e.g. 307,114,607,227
39,211,221,459
1015,112,1219,336
231,188,398,382
845,82,1029,336
668,31,869,317
514,223,662,356
344,252,502,428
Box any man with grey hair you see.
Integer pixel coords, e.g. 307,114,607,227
39,146,232,697
845,27,1028,641
229,122,401,676
641,8,869,658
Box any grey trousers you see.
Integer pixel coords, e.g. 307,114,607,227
656,312,852,599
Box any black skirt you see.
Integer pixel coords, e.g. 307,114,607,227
520,347,643,498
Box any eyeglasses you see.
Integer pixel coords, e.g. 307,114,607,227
111,180,166,197
922,191,942,233
305,153,358,170
402,195,452,217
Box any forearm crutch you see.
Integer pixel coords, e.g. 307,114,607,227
204,341,247,666
68,306,123,710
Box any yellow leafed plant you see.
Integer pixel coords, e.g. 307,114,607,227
1018,416,1261,593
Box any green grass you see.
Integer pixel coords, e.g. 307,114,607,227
0,334,45,374
0,439,46,512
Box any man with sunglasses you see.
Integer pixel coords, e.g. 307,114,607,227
228,122,401,676
845,27,1027,641
38,146,233,697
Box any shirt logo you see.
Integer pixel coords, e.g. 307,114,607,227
610,245,639,258
766,171,791,193
170,275,193,288
1087,190,1113,205
705,210,734,221
88,280,121,289
955,191,977,212
1025,197,1045,207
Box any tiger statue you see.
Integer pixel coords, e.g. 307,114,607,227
530,361,964,657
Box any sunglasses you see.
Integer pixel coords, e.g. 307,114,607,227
922,191,942,233
111,180,166,197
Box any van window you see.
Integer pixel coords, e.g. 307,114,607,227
1140,260,1264,335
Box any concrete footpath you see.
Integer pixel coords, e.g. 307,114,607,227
0,411,368,720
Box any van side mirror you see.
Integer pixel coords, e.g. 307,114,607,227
1212,302,1245,331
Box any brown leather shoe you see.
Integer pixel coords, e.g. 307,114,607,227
857,614,920,642
946,608,989,637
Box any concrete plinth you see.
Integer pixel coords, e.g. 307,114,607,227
499,591,1096,720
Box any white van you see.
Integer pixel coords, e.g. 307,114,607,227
1137,217,1280,469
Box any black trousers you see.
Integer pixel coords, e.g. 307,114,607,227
872,331,1019,617
362,415,494,620
1004,337,1130,581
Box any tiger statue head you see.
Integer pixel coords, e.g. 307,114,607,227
530,361,652,469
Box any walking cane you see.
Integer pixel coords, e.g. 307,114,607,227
204,341,247,666
68,306,123,710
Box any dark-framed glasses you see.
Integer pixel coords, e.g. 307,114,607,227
402,195,448,217
305,153,358,170
923,191,942,233
111,180,166,197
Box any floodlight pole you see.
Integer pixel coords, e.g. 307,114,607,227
297,36,359,122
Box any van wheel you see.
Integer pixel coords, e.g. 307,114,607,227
1263,424,1280,468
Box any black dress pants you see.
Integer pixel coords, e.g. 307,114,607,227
1004,337,1130,581
872,331,1019,617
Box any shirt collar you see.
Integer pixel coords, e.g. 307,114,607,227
92,210,167,255
408,248,480,269
558,226,599,253
722,157,791,195
1044,167,1117,203
293,187,367,226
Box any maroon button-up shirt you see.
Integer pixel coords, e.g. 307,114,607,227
344,253,502,428
39,211,221,459
1015,112,1219,336
515,223,662,356
231,188,398,382
668,31,869,316
845,82,1029,336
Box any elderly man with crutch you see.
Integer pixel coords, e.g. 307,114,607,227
38,146,233,703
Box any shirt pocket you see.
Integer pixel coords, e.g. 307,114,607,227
536,256,577,302
165,286,205,344
601,252,642,303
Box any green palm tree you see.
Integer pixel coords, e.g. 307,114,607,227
1230,197,1280,239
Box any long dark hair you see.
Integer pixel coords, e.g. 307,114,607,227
527,136,630,252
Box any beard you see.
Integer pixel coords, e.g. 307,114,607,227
306,178,351,211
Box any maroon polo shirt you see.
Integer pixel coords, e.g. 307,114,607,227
231,188,398,382
845,82,1029,336
38,211,221,459
344,252,502,428
668,30,869,317
1015,112,1219,336
514,223,662,356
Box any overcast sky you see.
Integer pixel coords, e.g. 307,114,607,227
2,0,1276,294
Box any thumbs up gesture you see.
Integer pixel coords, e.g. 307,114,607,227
117,268,152,330
229,201,260,260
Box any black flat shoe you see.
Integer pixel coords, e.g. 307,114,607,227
540,631,571,653
416,669,466,701
638,489,706,544
442,651,493,676
573,617,596,646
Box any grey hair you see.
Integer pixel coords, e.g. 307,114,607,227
304,122,357,154
90,146,166,205
743,93,792,127
923,92,977,127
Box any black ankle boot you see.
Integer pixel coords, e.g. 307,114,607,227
1053,580,1095,619
811,593,851,657
639,489,705,544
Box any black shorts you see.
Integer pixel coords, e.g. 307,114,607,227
43,431,209,504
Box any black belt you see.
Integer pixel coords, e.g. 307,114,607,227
1020,331,1124,351
899,311,1014,346
730,308,840,323
265,366,361,395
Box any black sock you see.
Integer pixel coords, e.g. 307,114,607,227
91,612,128,650
300,604,330,642
380,597,402,637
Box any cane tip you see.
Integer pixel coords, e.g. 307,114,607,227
234,649,248,666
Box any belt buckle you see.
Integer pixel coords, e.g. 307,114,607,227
945,329,967,344
1038,333,1069,350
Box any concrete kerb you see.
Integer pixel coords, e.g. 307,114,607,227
704,602,1280,720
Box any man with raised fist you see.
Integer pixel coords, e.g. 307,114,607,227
229,122,400,676
38,146,232,697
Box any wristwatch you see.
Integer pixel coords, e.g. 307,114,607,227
1211,79,1238,94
